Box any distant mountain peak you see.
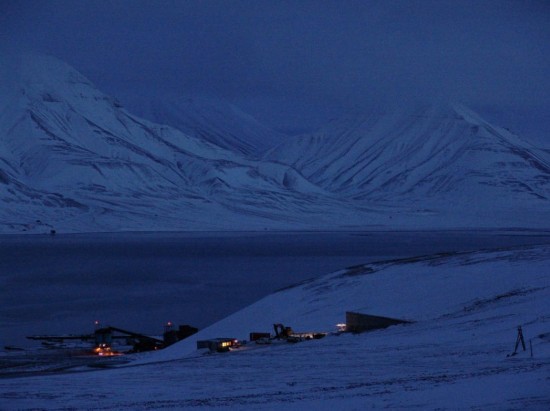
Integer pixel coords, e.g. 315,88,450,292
0,53,351,233
19,52,91,84
126,94,287,157
266,102,550,205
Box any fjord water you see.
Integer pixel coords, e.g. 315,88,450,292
1,230,550,348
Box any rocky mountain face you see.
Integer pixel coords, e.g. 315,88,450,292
1,54,549,233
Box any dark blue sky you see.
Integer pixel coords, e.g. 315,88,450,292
1,0,549,141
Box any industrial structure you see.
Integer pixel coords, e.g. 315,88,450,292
25,311,411,358
344,311,411,333
27,321,198,355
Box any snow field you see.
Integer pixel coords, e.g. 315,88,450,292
1,245,548,410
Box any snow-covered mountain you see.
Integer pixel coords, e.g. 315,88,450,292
1,53,549,233
128,95,286,158
265,105,550,208
0,53,339,233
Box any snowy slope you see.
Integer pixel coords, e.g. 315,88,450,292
136,244,550,363
265,104,550,208
129,95,286,157
1,245,548,409
1,53,549,233
0,54,344,233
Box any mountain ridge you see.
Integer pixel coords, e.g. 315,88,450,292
1,53,549,233
265,103,550,204
125,94,287,158
0,54,347,233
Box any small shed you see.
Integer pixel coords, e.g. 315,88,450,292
345,311,411,333
196,338,239,352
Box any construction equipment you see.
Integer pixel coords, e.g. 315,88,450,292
273,323,293,339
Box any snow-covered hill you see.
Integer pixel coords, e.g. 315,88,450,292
137,244,550,364
1,245,548,409
128,95,286,158
1,53,549,233
0,54,344,233
266,105,550,208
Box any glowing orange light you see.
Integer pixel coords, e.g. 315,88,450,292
92,343,122,356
